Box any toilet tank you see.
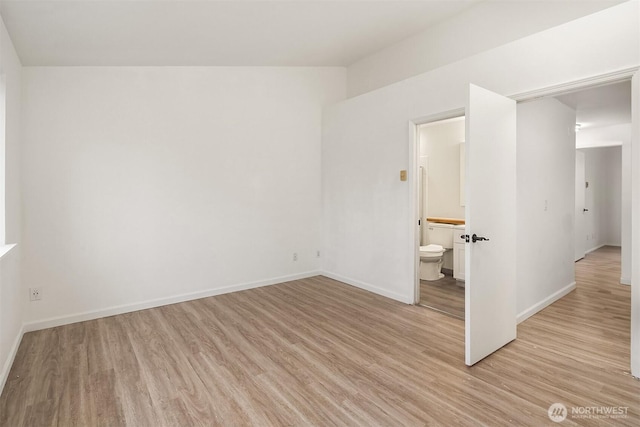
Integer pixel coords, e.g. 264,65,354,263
427,222,454,249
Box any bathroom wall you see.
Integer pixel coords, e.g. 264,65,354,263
579,146,622,251
419,118,465,220
21,66,345,328
516,98,576,320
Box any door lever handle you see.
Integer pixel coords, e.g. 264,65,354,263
471,234,489,243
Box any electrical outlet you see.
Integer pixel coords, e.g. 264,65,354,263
293,252,298,261
29,287,42,301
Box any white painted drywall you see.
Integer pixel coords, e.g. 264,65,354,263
419,119,465,220
576,123,630,148
21,66,345,325
0,16,23,393
516,98,576,317
347,0,624,97
322,2,638,306
622,128,632,284
607,148,623,247
630,70,639,378
579,146,622,251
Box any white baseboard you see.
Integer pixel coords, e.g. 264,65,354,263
321,271,413,304
23,271,321,333
585,243,621,255
620,277,631,285
0,324,25,395
585,244,606,254
517,282,576,324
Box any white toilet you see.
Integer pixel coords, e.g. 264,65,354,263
419,223,454,281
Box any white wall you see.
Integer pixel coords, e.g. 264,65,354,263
420,119,465,220
322,2,638,306
516,98,576,319
630,69,639,378
0,16,23,392
346,0,624,97
607,148,623,247
579,146,622,250
576,123,630,148
622,125,632,285
21,66,345,327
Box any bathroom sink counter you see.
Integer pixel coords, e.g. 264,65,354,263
426,217,465,225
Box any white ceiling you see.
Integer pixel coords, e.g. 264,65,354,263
0,0,481,66
556,81,631,130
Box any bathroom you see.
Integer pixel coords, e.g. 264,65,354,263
417,116,466,319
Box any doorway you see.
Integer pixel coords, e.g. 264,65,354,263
415,116,465,319
515,76,636,377
575,151,587,261
410,76,636,368
556,81,630,271
411,84,518,366
576,146,623,258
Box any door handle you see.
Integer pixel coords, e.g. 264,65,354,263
471,234,489,243
583,208,589,212
461,234,470,243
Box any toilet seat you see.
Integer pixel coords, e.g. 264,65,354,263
419,244,444,258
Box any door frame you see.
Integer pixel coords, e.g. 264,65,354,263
514,68,637,288
408,67,638,376
575,150,587,262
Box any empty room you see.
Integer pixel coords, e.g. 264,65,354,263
1,0,639,425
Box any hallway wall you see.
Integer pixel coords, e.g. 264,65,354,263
579,146,622,251
516,98,576,320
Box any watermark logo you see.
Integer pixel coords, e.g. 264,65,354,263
548,403,628,422
548,403,568,423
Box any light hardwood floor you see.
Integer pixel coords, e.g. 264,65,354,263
419,274,465,319
1,246,638,425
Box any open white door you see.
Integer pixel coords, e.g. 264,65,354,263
575,151,587,261
465,84,517,366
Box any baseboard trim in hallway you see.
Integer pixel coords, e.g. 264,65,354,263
517,281,577,324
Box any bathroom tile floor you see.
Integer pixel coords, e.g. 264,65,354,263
419,274,465,319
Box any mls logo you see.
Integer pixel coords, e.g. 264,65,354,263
548,403,568,423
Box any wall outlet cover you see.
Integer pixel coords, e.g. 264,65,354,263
29,287,42,301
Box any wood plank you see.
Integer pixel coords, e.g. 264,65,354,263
426,217,465,225
420,274,465,318
0,246,637,425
